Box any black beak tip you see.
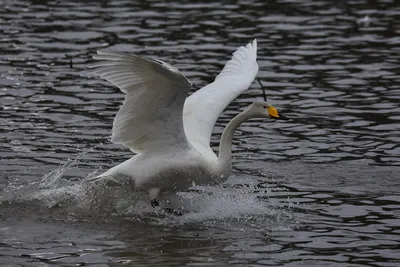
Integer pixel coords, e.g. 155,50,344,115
270,114,289,120
279,114,289,120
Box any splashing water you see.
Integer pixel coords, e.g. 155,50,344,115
0,149,297,230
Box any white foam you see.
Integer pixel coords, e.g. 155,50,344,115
1,154,297,231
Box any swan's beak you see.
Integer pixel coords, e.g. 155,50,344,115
268,106,288,120
276,113,289,120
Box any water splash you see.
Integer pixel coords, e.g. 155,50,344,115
0,150,297,230
39,158,78,189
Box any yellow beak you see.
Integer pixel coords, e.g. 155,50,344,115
268,106,288,120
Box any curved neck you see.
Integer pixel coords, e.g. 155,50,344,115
218,109,252,168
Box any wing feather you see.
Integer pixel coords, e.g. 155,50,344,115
183,39,258,155
88,51,192,153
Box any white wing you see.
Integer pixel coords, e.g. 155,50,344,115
88,51,192,153
183,39,258,154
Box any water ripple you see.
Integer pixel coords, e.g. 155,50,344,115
1,0,399,266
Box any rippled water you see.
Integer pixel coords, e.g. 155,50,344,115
1,0,400,266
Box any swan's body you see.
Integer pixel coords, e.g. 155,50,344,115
88,40,287,202
103,146,221,193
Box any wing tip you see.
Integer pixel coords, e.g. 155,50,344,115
217,39,258,77
248,39,257,56
91,50,142,63
252,39,257,52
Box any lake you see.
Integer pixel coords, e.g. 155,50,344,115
0,0,399,266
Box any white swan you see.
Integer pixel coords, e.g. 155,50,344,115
88,40,287,205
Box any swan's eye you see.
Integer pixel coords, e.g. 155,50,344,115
263,106,267,109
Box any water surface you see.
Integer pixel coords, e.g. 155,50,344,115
1,0,399,266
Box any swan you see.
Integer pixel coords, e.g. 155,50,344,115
87,39,287,206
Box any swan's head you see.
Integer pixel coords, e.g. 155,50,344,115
247,102,288,120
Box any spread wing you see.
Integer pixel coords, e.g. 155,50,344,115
88,51,192,153
183,39,258,155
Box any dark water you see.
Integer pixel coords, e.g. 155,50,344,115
1,0,400,266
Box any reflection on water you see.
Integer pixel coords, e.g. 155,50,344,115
1,0,399,266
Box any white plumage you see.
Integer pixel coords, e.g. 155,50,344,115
89,52,191,153
87,39,287,204
183,41,258,158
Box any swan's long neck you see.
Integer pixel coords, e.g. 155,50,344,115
218,109,252,168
